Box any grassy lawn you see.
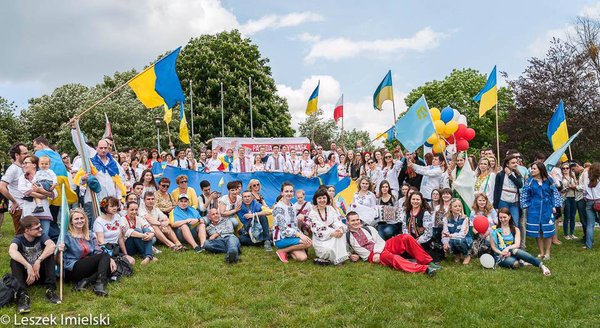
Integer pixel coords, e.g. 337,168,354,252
0,213,598,327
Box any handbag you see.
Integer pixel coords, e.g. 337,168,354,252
592,184,600,212
249,213,264,243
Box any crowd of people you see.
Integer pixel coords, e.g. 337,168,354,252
1,127,599,314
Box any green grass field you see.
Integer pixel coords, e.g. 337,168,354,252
0,214,598,327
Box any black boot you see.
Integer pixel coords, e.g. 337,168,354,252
17,292,31,313
93,274,108,296
74,279,89,292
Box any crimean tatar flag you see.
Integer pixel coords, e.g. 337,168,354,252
472,65,498,117
373,70,394,111
334,94,343,122
394,95,435,152
306,81,320,115
547,100,570,162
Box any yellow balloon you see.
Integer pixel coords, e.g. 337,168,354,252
432,140,446,153
444,120,458,135
434,120,445,133
426,133,439,145
430,107,441,121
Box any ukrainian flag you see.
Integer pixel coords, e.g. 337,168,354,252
34,149,78,205
472,66,498,117
375,126,395,142
373,70,394,111
306,81,320,115
547,100,570,162
179,105,190,144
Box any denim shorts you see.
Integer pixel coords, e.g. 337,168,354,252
275,237,301,249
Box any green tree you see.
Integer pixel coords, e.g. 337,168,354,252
404,68,514,153
342,129,373,151
297,109,339,147
0,97,27,165
177,30,293,140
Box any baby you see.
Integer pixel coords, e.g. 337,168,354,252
32,156,57,213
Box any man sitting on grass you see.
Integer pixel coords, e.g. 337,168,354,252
237,191,272,251
200,208,241,264
345,211,441,276
169,194,205,253
8,215,60,313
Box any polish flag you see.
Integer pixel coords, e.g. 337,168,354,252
334,94,343,123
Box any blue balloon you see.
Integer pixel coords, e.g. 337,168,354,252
440,107,454,123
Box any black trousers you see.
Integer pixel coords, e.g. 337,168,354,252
65,253,111,284
10,257,56,293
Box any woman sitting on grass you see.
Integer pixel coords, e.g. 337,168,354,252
308,188,348,265
272,182,312,263
59,208,115,296
489,208,551,276
442,199,472,265
468,193,497,258
122,201,157,265
93,196,135,265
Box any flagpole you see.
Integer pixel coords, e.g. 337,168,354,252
59,252,63,301
249,77,254,138
392,99,398,124
166,123,172,145
73,48,180,120
495,102,500,165
190,80,194,139
563,103,574,161
221,82,225,137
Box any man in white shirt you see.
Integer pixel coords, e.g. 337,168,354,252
206,151,222,172
172,150,189,169
266,145,286,172
232,147,252,173
0,143,28,235
138,191,184,251
346,211,439,276
323,142,340,164
409,153,443,201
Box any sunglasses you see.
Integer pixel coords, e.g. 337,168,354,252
384,156,392,159
161,184,170,187
179,180,188,183
251,184,260,187
368,161,374,164
23,161,32,164
562,167,570,170
28,225,42,231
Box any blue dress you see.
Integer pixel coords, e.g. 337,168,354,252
520,178,562,238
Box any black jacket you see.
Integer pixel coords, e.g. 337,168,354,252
493,170,524,208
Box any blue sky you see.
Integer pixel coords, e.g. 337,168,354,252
1,0,598,140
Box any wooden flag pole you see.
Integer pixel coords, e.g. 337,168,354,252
59,251,63,301
495,101,500,165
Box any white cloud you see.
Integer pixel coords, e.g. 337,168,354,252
528,25,575,58
579,2,600,19
276,75,408,145
303,27,446,62
241,12,324,35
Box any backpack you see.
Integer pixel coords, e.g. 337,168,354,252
0,274,18,307
110,256,133,282
346,226,373,245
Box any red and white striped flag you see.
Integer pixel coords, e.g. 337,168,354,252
102,113,113,140
334,94,343,122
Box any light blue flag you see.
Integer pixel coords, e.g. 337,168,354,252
394,95,435,152
55,184,69,255
544,129,582,171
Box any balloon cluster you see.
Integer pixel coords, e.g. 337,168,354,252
425,106,476,153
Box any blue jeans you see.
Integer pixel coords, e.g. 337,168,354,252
497,200,520,226
125,228,154,258
40,220,51,236
449,238,470,256
577,199,588,239
376,223,401,240
563,197,576,236
585,201,599,249
204,235,240,261
83,202,96,230
496,249,541,268
239,216,271,246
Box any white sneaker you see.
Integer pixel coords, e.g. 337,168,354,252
565,235,572,240
152,246,162,254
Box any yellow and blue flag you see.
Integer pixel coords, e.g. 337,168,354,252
179,105,190,144
306,81,320,115
128,47,185,109
163,104,172,124
472,65,498,117
373,70,394,111
394,95,435,152
34,149,78,205
375,126,395,142
547,100,570,162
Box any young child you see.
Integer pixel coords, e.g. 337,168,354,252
32,156,57,213
292,189,312,236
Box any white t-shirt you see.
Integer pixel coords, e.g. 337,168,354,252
172,158,189,169
292,201,313,217
93,215,125,244
34,169,57,188
219,194,242,221
1,163,24,207
206,158,222,172
299,159,314,177
286,158,301,174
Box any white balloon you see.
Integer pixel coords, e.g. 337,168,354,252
458,114,468,125
480,253,495,269
452,109,460,121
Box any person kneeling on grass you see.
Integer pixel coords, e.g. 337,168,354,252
200,208,241,264
237,191,272,251
272,182,312,263
122,201,157,265
138,191,185,252
59,209,114,297
9,216,60,313
489,208,551,276
169,194,205,253
442,199,472,265
345,211,440,276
